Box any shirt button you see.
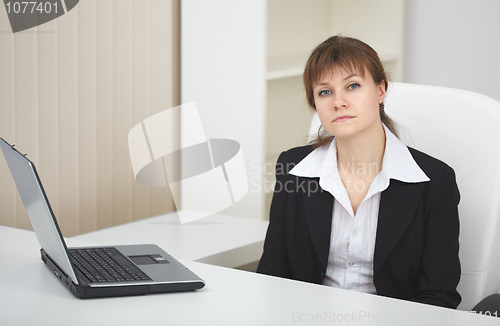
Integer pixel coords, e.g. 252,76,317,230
348,262,354,266
352,231,357,236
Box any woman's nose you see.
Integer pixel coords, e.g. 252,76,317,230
332,94,347,110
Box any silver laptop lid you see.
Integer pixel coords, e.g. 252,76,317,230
0,138,79,285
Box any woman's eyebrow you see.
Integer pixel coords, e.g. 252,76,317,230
343,72,361,80
315,81,330,87
314,72,361,88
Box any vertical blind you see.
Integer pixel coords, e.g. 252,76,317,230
0,0,179,236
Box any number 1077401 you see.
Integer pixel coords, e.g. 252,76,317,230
5,2,58,14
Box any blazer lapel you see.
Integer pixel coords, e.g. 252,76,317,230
301,177,334,272
373,180,425,278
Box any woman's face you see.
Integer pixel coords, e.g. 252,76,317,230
313,67,386,141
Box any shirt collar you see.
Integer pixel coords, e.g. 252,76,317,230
289,124,429,184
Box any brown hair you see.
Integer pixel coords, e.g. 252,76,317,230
303,35,399,148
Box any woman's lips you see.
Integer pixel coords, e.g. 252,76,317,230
334,115,354,122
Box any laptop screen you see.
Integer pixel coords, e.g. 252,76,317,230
0,138,79,284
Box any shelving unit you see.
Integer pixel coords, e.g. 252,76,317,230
181,0,404,220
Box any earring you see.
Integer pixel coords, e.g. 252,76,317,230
380,102,385,114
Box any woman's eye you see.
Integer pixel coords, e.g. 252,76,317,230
318,90,331,96
348,83,360,90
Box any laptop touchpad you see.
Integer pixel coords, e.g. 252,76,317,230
129,255,169,265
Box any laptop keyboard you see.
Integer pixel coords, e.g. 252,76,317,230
69,248,151,283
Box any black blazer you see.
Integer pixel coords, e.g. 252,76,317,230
257,145,461,309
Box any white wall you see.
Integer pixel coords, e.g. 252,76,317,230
404,0,500,102
181,1,266,220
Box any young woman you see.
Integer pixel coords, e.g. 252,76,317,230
257,36,461,309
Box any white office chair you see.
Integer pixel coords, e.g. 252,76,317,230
309,82,500,311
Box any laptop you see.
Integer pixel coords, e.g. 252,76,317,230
0,138,205,298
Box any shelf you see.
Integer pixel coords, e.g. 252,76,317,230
266,52,310,80
266,51,399,81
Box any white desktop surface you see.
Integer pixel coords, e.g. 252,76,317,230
72,212,269,268
1,226,499,326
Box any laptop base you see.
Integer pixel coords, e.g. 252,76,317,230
41,248,204,299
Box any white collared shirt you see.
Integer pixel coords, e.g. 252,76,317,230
289,125,429,294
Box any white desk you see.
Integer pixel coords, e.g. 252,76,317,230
72,212,269,269
1,226,499,326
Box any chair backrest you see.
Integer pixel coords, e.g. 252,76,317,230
308,82,500,310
